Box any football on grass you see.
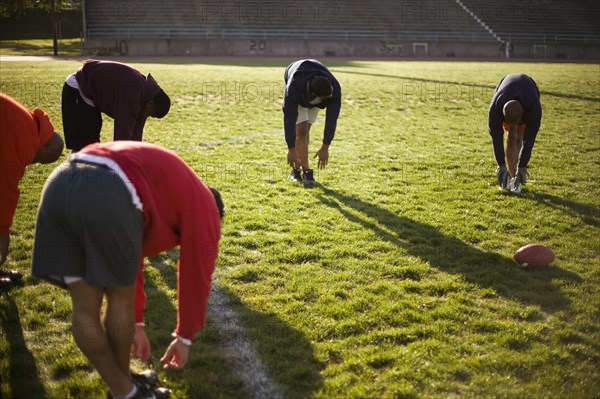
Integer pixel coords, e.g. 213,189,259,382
514,244,555,268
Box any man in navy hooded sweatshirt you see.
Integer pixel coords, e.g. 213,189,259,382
488,73,542,193
62,60,171,152
283,59,341,185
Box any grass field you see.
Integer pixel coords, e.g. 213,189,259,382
0,58,599,399
0,38,83,56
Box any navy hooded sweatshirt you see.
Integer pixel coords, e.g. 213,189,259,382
283,59,342,149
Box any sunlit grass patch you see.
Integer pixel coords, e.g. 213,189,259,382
1,59,599,398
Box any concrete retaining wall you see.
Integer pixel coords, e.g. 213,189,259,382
84,37,600,60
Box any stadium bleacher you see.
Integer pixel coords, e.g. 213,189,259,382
460,0,600,36
82,0,600,58
85,0,490,38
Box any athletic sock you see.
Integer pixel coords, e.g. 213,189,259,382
123,384,138,399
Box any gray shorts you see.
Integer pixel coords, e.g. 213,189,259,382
32,161,143,289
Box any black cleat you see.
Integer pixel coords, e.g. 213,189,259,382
288,168,302,182
107,380,171,399
496,165,509,190
302,169,316,185
132,369,158,389
0,269,23,282
517,167,528,185
0,277,14,291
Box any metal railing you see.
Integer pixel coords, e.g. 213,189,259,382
86,27,211,39
85,27,600,44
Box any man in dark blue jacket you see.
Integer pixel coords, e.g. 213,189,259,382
488,73,542,193
283,59,342,185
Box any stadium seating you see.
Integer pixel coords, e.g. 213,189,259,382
82,0,599,57
460,0,600,36
85,0,490,38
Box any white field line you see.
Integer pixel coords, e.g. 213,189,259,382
172,130,283,151
171,116,326,151
208,284,284,399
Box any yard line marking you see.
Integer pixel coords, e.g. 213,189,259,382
171,116,326,151
208,284,284,399
170,130,282,152
198,130,282,148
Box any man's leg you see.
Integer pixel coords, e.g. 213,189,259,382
61,83,102,152
61,83,80,151
104,285,137,377
504,128,521,178
295,121,311,171
68,280,134,398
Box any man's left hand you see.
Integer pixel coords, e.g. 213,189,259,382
160,338,190,370
314,145,330,169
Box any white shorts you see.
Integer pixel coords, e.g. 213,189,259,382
297,105,319,125
50,275,83,285
65,73,96,107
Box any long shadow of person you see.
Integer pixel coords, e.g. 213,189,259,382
314,186,582,312
145,254,324,399
332,70,600,103
520,191,600,228
0,294,47,398
142,254,246,399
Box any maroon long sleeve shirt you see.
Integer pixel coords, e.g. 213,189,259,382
75,60,164,141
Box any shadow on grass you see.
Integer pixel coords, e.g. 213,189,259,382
314,185,582,311
0,39,81,56
145,255,323,399
333,70,600,102
520,191,600,227
0,293,47,398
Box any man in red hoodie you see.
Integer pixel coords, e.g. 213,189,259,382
0,92,64,290
62,60,171,152
31,142,223,399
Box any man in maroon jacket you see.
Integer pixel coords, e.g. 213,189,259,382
62,60,171,152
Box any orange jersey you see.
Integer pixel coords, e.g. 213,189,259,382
503,121,526,134
0,93,55,235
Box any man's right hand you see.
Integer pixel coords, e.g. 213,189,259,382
0,233,9,266
131,324,151,362
287,148,301,169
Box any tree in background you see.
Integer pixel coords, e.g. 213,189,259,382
1,1,80,19
1,1,81,54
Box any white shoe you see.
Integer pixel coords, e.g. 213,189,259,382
508,177,521,194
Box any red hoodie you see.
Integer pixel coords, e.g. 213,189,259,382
78,141,221,341
0,93,55,235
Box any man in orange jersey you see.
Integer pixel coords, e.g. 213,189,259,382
488,74,542,194
0,92,63,290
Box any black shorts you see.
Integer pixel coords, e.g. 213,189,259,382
61,83,102,152
32,161,143,289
